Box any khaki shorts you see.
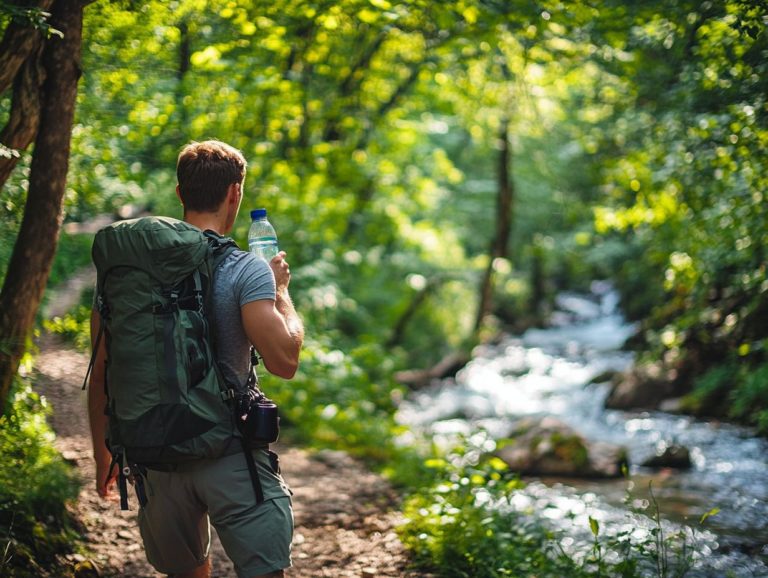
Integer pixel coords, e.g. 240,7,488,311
137,448,293,577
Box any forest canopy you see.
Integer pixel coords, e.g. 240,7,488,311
0,0,765,431
1,0,766,428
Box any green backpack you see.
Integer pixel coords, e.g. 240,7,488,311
85,216,261,508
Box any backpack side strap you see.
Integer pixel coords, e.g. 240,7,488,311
82,296,109,391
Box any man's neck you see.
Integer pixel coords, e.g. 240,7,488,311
183,210,227,235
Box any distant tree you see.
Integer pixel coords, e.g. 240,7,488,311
0,0,95,411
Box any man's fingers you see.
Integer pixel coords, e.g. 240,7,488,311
96,467,119,500
97,483,120,502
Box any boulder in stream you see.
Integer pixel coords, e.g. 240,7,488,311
605,362,684,410
640,443,692,470
495,416,628,478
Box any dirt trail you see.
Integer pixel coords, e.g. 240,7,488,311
33,333,420,577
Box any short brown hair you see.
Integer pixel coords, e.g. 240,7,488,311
176,140,247,212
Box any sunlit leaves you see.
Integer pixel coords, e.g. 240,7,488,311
584,1,768,426
48,0,764,389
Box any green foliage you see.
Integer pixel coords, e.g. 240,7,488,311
1,228,93,299
729,363,768,425
0,2,60,36
685,359,768,435
0,220,18,289
632,482,697,578
584,0,768,425
401,489,582,578
264,336,403,460
398,452,587,578
42,305,91,352
45,233,94,290
399,440,710,578
682,363,736,417
0,377,80,577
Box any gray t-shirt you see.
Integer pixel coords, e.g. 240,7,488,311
212,249,275,388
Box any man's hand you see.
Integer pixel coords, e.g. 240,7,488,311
269,251,291,293
95,455,118,499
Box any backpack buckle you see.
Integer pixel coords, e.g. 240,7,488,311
96,294,110,319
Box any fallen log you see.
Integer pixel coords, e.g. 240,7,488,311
394,350,471,389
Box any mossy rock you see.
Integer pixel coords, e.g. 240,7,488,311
495,417,628,478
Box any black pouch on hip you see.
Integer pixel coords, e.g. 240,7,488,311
235,387,280,444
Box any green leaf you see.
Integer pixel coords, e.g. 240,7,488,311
589,516,599,537
700,508,720,524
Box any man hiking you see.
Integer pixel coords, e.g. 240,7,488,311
87,139,304,578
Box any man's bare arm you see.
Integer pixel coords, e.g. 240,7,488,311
88,309,117,498
241,294,303,379
241,253,304,379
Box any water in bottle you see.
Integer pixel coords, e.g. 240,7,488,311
248,208,279,261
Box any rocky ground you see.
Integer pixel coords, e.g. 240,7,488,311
33,333,422,577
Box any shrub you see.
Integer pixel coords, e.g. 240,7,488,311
42,304,92,351
0,376,80,577
398,437,710,578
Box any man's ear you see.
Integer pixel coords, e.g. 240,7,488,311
228,182,241,205
175,185,184,206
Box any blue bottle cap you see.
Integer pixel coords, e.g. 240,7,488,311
250,208,267,220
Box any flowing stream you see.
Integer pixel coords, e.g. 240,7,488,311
397,282,768,577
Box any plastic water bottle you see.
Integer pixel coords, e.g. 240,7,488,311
248,208,279,262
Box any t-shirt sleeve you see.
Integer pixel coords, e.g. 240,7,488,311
231,251,276,306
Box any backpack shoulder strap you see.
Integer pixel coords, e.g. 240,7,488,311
203,230,239,270
202,231,267,506
200,230,240,398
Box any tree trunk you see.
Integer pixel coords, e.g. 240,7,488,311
0,0,53,189
175,18,190,128
474,114,514,331
0,40,46,189
0,0,89,411
386,277,442,348
0,0,54,94
529,236,546,321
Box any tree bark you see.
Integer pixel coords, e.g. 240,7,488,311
474,114,514,331
0,39,46,189
0,0,89,411
0,0,54,94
